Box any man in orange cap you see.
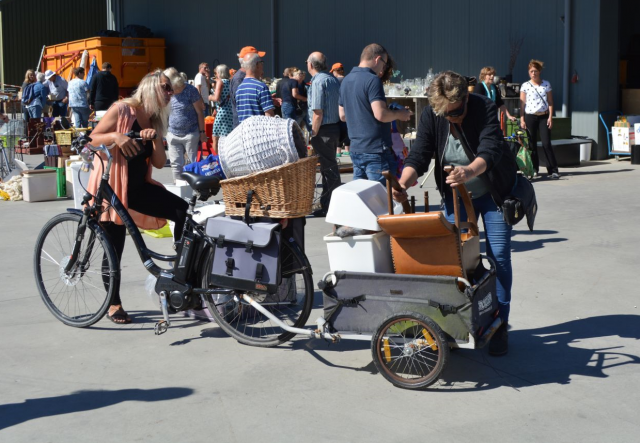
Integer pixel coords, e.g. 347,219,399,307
330,63,345,83
231,46,267,128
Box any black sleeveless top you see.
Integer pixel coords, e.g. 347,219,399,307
127,119,154,187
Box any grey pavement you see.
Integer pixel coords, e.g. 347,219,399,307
1,155,639,442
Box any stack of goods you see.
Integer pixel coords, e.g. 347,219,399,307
612,115,636,153
18,119,45,155
217,116,314,218
43,144,68,197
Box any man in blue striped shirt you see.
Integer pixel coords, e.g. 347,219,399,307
306,51,342,217
236,52,275,123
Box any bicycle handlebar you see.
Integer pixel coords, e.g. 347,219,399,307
125,131,158,140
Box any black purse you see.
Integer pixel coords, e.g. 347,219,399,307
451,124,537,231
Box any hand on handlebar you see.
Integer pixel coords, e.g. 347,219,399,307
115,132,143,158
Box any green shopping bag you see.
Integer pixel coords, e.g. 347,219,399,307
516,145,535,179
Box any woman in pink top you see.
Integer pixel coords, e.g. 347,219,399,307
87,69,189,324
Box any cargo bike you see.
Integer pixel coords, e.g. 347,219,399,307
33,135,502,390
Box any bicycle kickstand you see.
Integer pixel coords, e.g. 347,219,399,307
155,291,171,335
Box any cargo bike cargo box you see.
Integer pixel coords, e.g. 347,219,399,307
320,262,498,344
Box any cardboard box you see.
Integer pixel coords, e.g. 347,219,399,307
612,127,635,153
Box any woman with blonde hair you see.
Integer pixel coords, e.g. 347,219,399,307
473,66,516,122
209,64,233,153
20,69,37,123
164,67,206,182
87,69,189,324
520,59,559,179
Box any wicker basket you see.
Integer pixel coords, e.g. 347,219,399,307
220,156,317,218
218,116,306,179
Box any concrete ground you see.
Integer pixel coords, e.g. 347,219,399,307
1,154,639,442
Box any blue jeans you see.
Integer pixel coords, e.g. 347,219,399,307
281,102,296,120
350,148,398,185
28,105,43,119
51,101,68,117
204,104,211,117
443,192,513,322
72,107,91,128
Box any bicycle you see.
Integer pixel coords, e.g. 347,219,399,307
33,134,314,345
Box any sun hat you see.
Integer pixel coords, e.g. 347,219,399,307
44,70,56,80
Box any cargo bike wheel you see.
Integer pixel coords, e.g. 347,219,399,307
202,240,314,348
372,312,449,390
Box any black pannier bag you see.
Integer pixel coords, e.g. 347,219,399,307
205,217,281,293
320,265,498,343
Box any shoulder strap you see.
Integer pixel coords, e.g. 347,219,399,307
450,123,504,206
528,81,548,107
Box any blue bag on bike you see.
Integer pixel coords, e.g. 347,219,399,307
205,216,281,293
183,154,226,179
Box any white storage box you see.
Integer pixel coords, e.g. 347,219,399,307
169,203,226,236
22,169,58,202
64,156,82,197
324,231,393,273
165,179,193,199
612,127,634,153
70,162,92,209
326,180,403,231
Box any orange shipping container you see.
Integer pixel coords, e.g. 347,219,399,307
41,36,166,88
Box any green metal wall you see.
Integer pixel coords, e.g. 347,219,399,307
0,0,107,86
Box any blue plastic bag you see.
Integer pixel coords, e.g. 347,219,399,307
183,154,226,179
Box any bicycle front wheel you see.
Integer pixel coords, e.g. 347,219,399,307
202,239,314,347
34,213,117,327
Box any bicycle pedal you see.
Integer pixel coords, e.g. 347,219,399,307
154,320,169,335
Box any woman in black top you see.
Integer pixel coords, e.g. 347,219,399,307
473,66,516,122
88,70,189,324
395,71,517,356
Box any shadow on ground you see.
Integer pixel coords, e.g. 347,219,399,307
0,387,194,430
290,315,640,392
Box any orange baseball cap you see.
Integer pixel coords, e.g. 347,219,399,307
330,62,344,72
238,46,266,58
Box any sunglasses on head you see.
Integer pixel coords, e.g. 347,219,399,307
161,82,173,93
443,99,467,118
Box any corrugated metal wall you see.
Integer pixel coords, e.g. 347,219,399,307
0,0,107,85
121,0,273,80
277,0,566,100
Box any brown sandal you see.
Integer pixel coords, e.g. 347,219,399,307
106,306,132,324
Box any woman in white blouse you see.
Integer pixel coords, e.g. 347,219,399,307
520,59,560,179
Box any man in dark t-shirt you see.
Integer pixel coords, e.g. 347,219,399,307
339,43,412,185
90,62,119,111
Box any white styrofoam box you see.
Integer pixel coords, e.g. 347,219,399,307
165,179,193,199
326,180,403,231
634,124,640,148
70,162,92,209
169,203,226,237
324,231,393,273
64,156,83,197
22,170,58,202
612,127,634,153
580,142,592,162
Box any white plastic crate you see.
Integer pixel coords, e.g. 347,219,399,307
324,231,393,273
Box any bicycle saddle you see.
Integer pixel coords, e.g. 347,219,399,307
180,172,221,194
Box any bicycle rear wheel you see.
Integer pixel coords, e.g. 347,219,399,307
34,213,117,327
202,239,314,347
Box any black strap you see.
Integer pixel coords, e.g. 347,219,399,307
225,258,235,276
450,123,504,206
323,294,367,322
216,235,225,248
245,240,254,253
526,81,549,112
244,190,254,225
255,263,264,282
